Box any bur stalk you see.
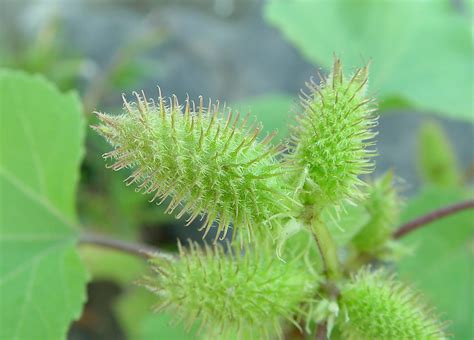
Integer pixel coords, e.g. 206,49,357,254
290,58,378,278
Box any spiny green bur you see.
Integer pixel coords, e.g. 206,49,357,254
94,91,296,243
142,242,318,339
289,58,377,208
418,121,461,187
93,59,449,339
351,172,400,252
339,269,446,340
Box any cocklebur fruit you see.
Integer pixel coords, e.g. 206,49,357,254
142,241,319,339
418,121,461,187
288,58,378,208
94,91,297,243
351,172,400,252
339,268,446,339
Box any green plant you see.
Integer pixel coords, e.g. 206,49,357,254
262,3,474,335
90,58,468,339
351,172,400,254
339,269,445,339
1,59,472,340
265,0,473,121
142,241,318,339
93,92,296,244
417,121,461,187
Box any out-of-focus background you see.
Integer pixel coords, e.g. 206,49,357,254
1,0,472,339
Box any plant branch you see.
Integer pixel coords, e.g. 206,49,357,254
79,232,166,259
315,322,327,340
393,199,474,239
309,213,340,279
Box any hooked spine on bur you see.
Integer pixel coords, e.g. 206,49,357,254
93,89,297,244
141,240,319,339
351,171,401,252
288,58,378,209
339,268,446,340
92,58,449,339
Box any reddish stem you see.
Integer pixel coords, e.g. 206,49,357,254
393,199,474,239
79,232,166,259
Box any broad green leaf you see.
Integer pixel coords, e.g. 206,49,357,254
0,70,88,339
116,288,197,340
140,313,196,340
265,0,473,121
234,94,294,142
397,187,474,338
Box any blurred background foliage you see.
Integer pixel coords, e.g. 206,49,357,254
0,0,472,339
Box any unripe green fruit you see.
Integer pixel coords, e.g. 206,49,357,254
418,121,461,187
352,172,400,252
339,268,446,340
142,242,319,339
289,58,377,208
94,91,297,243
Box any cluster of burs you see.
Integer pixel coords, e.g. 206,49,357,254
95,59,446,339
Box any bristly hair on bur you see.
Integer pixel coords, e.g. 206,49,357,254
140,240,319,339
339,267,447,339
93,88,300,245
288,57,378,210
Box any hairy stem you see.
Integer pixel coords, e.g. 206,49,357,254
79,232,166,259
393,199,474,239
310,214,340,279
315,322,327,340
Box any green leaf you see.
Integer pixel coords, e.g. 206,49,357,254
140,313,196,340
265,0,473,121
0,70,88,339
115,288,197,340
397,187,474,338
234,94,294,142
